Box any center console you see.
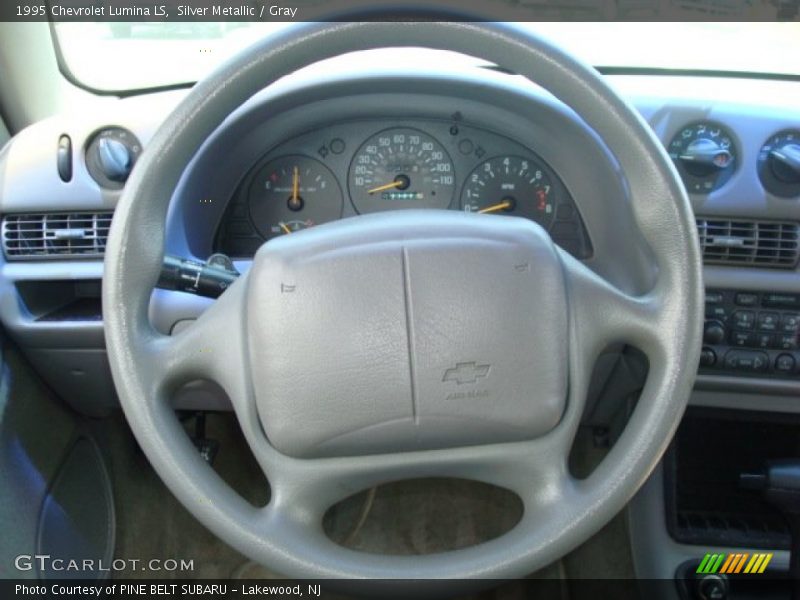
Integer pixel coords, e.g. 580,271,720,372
630,289,800,598
701,289,800,376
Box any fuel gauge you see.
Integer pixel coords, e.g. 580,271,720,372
276,219,314,235
248,155,343,240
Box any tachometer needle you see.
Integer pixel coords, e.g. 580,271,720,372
478,200,513,214
279,222,292,235
367,180,404,195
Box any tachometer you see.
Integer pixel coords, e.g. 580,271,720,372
461,155,556,229
348,128,455,213
248,155,343,240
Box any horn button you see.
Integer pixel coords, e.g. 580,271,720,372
247,211,568,458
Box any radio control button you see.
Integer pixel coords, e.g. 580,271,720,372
775,353,796,373
781,313,800,333
700,347,717,367
763,293,800,309
730,331,756,347
757,311,780,332
704,321,726,344
705,305,729,320
732,310,756,330
724,350,769,372
756,333,774,349
735,292,759,306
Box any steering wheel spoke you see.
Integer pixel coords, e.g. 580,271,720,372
142,272,251,407
271,437,564,507
560,248,668,367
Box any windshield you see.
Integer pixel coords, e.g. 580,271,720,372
53,22,800,93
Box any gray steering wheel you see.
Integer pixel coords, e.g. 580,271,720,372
103,22,703,581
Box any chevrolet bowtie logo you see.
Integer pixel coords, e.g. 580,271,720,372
442,362,491,385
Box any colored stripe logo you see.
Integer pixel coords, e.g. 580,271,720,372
697,552,773,574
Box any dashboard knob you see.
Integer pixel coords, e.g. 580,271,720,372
758,130,800,198
695,573,728,600
679,138,733,177
769,142,800,184
97,137,133,182
703,320,726,345
700,347,717,367
85,127,142,190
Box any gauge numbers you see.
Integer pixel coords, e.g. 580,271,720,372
461,155,556,229
348,128,455,214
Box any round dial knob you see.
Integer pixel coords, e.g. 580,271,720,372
770,144,800,183
668,121,737,194
759,130,800,197
703,320,726,345
696,574,728,600
700,347,717,367
86,127,142,190
97,137,133,182
679,138,733,177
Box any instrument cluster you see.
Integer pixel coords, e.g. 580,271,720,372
216,119,591,258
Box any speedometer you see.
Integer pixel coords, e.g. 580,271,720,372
348,128,455,213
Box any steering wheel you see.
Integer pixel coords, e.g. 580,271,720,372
103,22,703,582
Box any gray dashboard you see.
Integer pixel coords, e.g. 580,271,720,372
1,63,799,394
1,65,800,404
1,57,800,587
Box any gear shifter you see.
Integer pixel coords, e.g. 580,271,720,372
741,460,800,599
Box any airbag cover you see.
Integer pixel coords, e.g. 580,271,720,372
247,211,568,458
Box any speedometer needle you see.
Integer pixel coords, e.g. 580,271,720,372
478,200,513,214
367,180,404,195
279,222,292,235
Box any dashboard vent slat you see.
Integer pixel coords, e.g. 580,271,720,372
696,217,800,269
2,212,114,260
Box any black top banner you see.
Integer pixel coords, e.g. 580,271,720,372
3,0,800,22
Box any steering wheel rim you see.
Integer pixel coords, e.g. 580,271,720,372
103,22,703,582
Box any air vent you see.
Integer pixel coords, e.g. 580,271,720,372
696,218,800,268
2,212,113,260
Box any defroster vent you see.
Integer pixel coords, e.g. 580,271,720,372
696,218,800,268
2,212,113,259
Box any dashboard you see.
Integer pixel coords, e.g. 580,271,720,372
2,50,800,590
2,65,800,399
214,118,591,259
